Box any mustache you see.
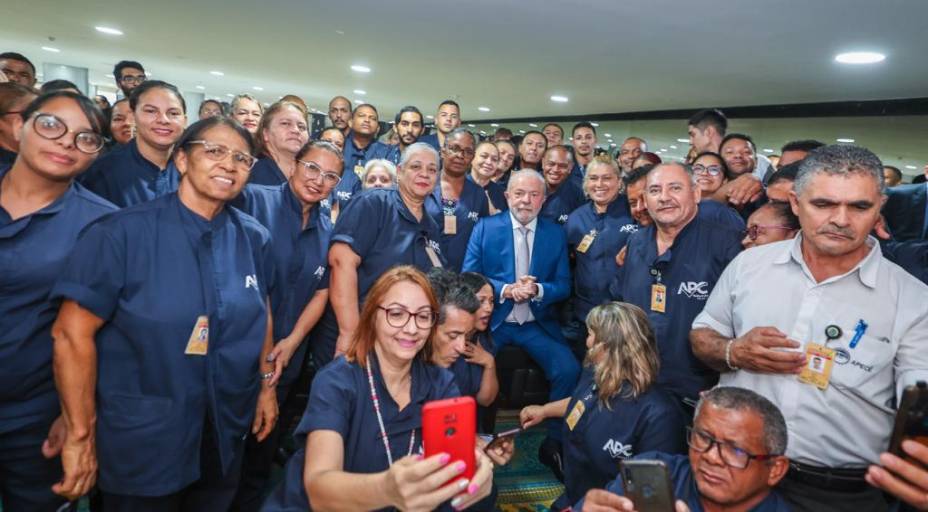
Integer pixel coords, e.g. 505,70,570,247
818,225,855,238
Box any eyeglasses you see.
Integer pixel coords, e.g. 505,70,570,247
31,113,104,154
296,159,341,186
186,140,257,171
445,145,475,157
687,427,778,469
743,224,794,241
119,74,146,85
378,306,437,329
693,164,723,176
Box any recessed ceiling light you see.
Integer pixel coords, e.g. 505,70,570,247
610,143,617,147
426,115,434,120
351,64,371,73
676,138,690,143
836,138,855,143
252,86,263,91
41,46,60,53
519,130,525,134
478,106,490,112
226,93,234,98
529,123,538,127
905,165,918,170
195,85,205,90
105,74,115,79
353,89,366,95
670,145,678,149
479,130,487,135
550,95,569,103
591,122,599,127
763,148,774,153
210,70,224,76
335,30,345,35
835,51,885,64
354,99,365,104
95,26,123,35
491,123,499,127
604,133,612,138
467,124,475,128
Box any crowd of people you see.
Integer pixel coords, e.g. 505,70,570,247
1,49,928,512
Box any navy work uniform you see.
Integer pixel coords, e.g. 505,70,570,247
466,173,507,214
309,188,445,367
559,368,686,505
698,199,747,231
331,133,391,210
80,139,180,208
0,167,115,511
0,147,16,167
248,157,288,186
574,452,792,512
610,215,742,406
425,177,490,271
51,193,273,508
540,179,585,226
261,355,460,511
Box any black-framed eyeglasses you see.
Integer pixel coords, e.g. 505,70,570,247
186,140,257,171
743,224,794,241
31,113,103,154
693,164,723,176
445,145,475,157
378,306,437,329
687,427,779,469
119,74,146,85
296,159,341,186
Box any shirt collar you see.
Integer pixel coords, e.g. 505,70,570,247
779,233,881,288
509,211,538,232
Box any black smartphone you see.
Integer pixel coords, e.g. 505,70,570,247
619,460,675,512
889,381,928,461
484,426,524,452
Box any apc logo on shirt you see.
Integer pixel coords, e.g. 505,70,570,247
620,224,638,234
320,198,331,209
313,266,325,279
467,211,479,222
336,191,352,201
677,281,709,300
428,239,442,253
557,214,569,224
602,439,633,459
245,274,259,290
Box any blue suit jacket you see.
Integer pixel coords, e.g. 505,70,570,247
883,183,927,241
462,212,570,341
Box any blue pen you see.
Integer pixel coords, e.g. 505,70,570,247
849,320,868,349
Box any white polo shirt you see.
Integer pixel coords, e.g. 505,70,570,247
692,234,928,467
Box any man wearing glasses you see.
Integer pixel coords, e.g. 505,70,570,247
577,387,791,512
113,60,146,98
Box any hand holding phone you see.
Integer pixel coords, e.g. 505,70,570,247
620,460,676,512
889,381,928,462
422,397,476,484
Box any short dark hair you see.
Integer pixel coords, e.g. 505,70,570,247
459,272,491,295
719,133,755,153
521,130,546,144
695,386,788,455
427,267,460,303
781,139,825,154
427,267,480,324
198,99,224,116
542,123,564,137
353,103,378,119
692,151,729,177
571,121,596,137
759,201,800,230
394,105,423,125
113,60,144,80
22,91,106,135
39,79,80,94
0,52,36,75
883,165,903,182
493,127,512,137
768,161,801,185
128,80,186,113
438,99,460,112
174,116,255,159
623,164,654,187
688,108,728,135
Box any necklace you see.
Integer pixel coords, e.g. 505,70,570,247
366,358,416,465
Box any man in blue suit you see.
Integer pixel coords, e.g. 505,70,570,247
463,169,580,422
882,175,927,241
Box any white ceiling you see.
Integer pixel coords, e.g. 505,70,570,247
2,0,927,121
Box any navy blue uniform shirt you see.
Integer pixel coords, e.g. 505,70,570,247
449,331,495,399
425,177,490,271
466,173,507,213
233,183,332,385
261,355,459,511
332,133,391,209
562,368,686,504
332,187,445,302
249,157,288,186
574,452,792,511
609,215,742,401
0,147,16,167
540,179,586,226
51,193,274,496
0,168,116,432
371,143,401,165
419,133,441,153
698,199,747,231
81,139,180,208
566,200,638,323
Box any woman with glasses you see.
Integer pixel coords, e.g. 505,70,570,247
229,140,343,509
249,101,309,186
50,116,280,509
692,152,747,231
0,91,114,512
520,302,686,507
262,266,494,511
230,94,263,135
741,201,799,249
82,80,187,208
468,141,507,214
361,158,396,190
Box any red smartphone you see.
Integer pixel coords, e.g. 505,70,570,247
422,396,476,484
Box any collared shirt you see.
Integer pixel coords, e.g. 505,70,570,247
419,133,442,154
371,143,401,165
562,369,686,504
261,355,459,512
540,179,585,226
0,169,116,431
574,452,792,512
566,200,638,323
692,235,928,467
698,199,746,231
331,187,444,301
331,133,391,209
425,176,490,271
0,147,16,167
248,156,288,186
80,138,180,208
502,212,543,323
611,215,743,401
568,161,586,190
51,193,274,495
466,173,507,213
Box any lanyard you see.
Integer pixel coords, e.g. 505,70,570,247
366,358,416,466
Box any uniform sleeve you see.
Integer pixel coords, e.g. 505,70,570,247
297,361,357,436
50,221,125,321
436,367,462,400
331,193,379,258
635,397,687,456
691,252,741,337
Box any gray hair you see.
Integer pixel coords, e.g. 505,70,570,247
543,144,574,164
443,127,476,148
297,140,344,170
506,169,547,194
362,158,397,183
795,144,884,196
231,93,264,114
651,161,697,187
695,387,788,456
583,157,622,197
399,142,440,168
